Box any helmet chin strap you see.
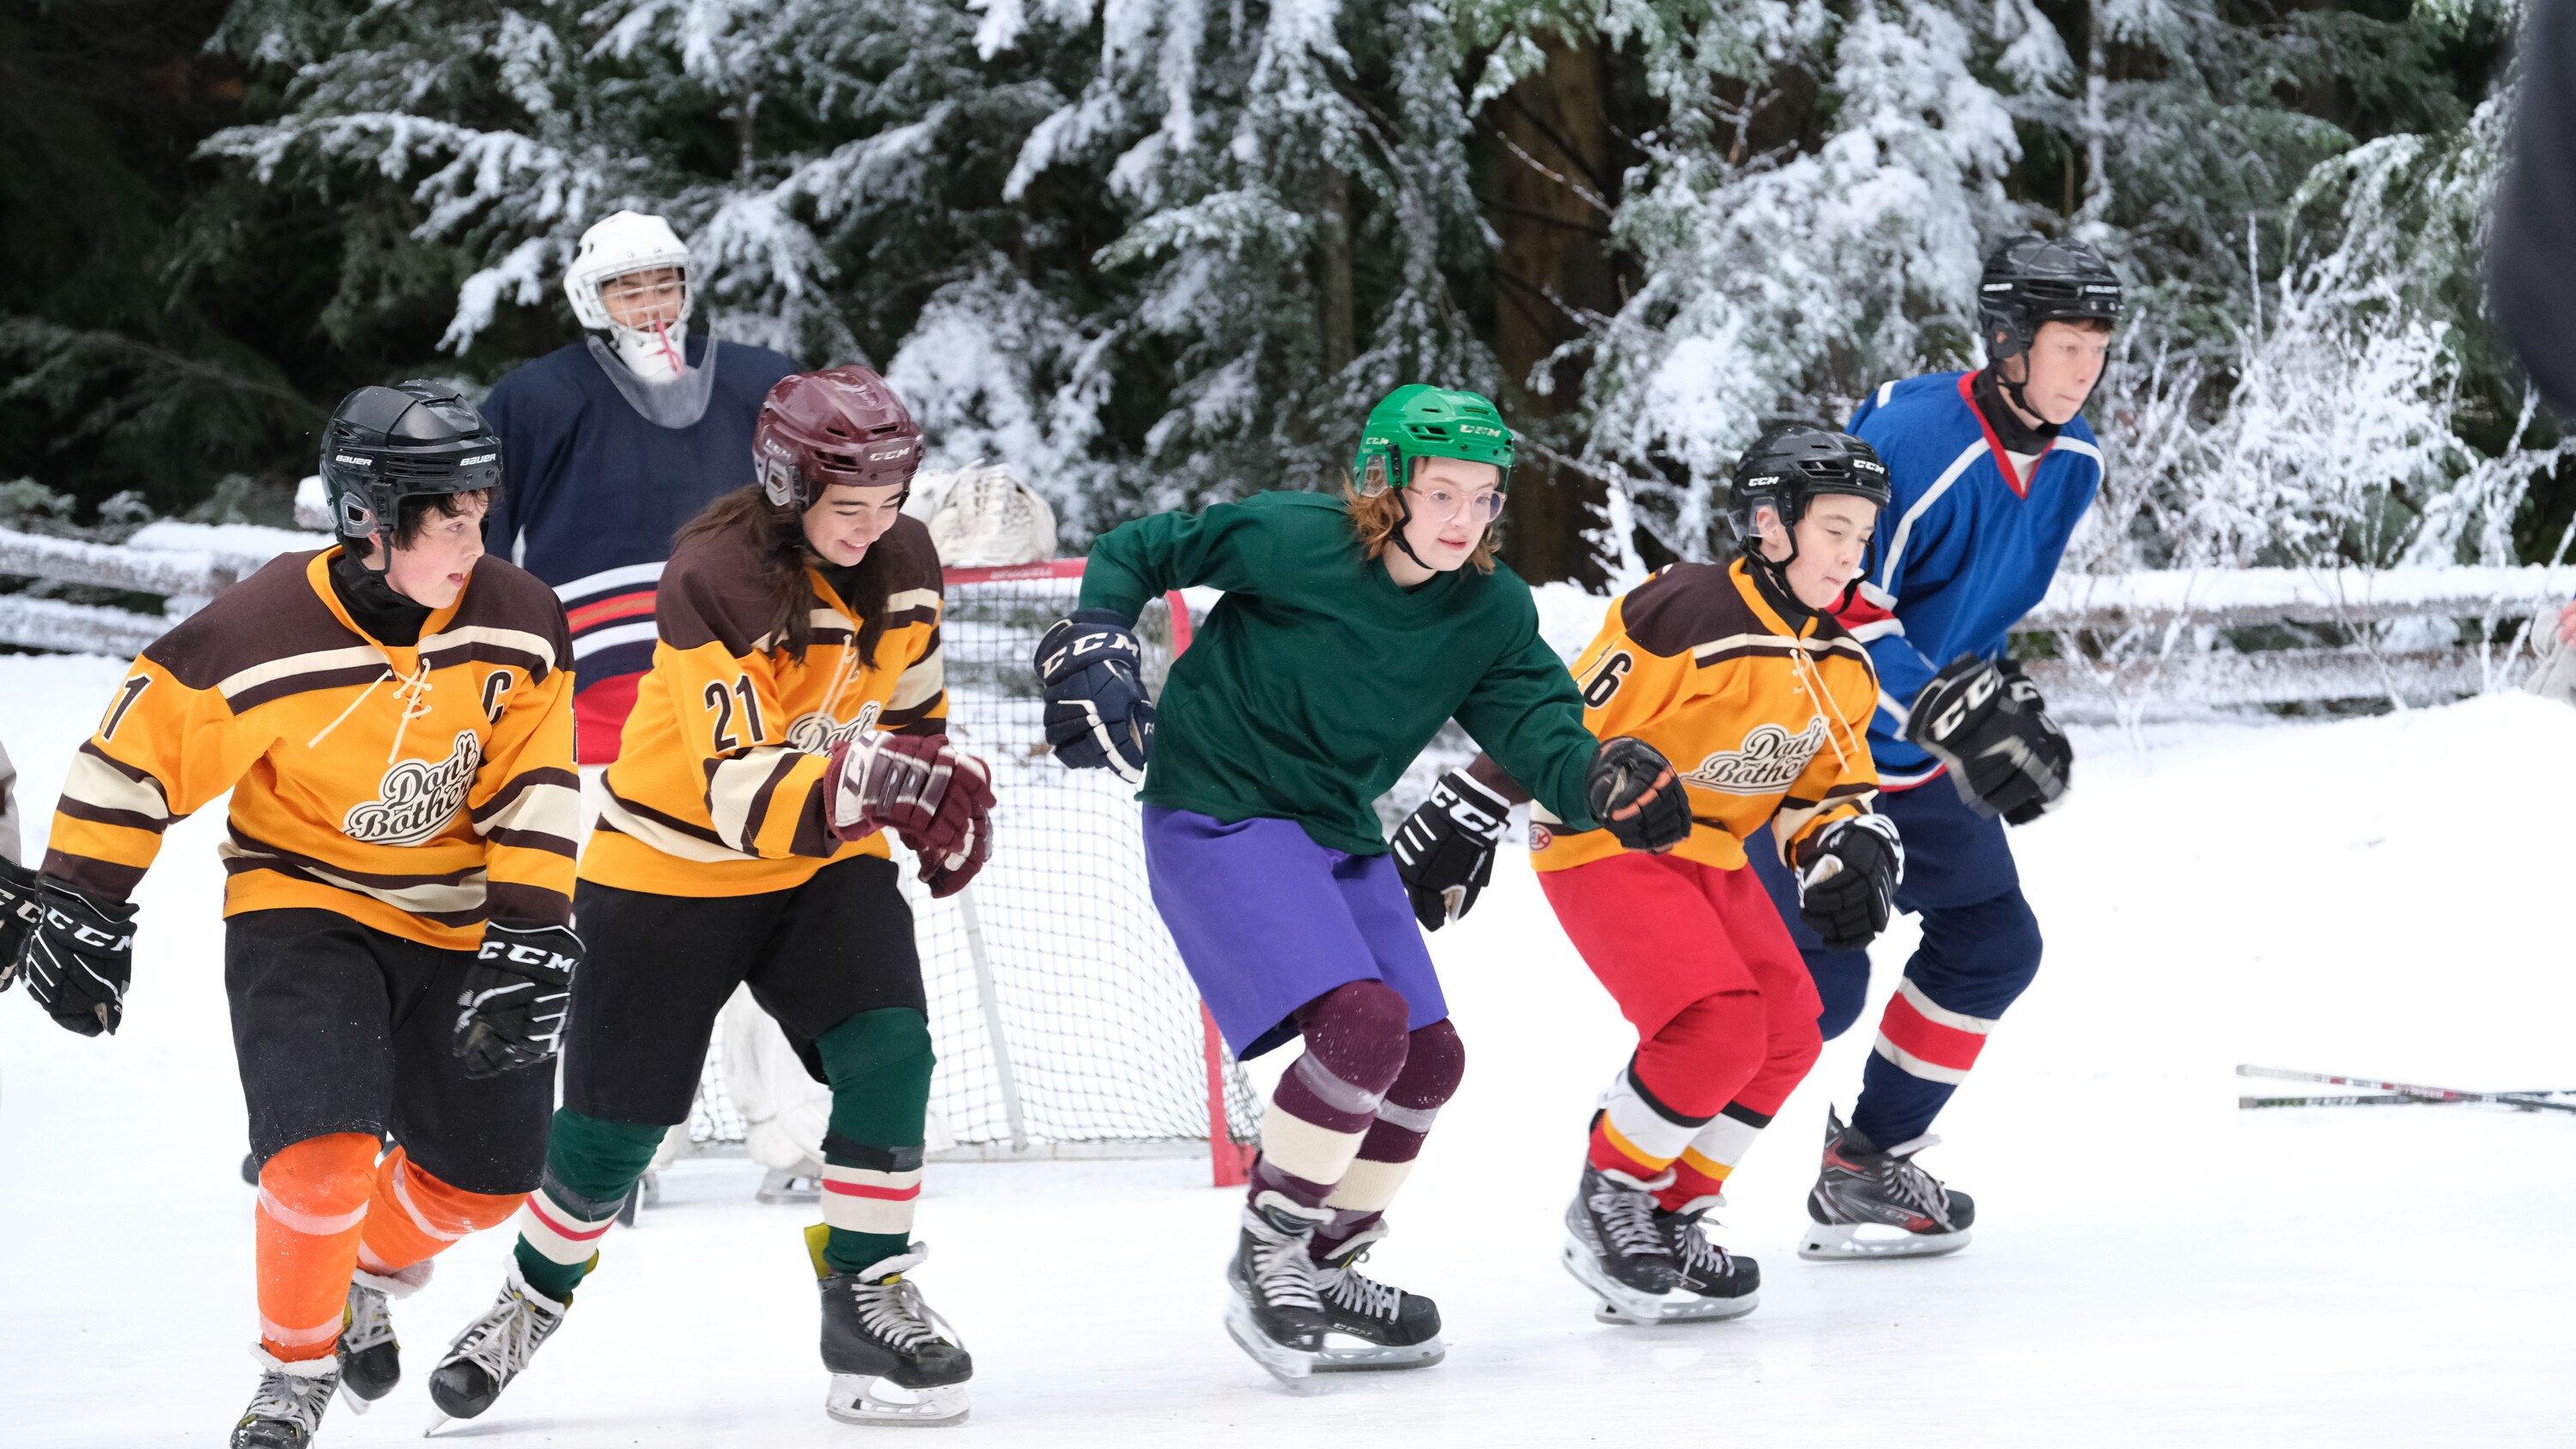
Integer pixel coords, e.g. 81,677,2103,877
1994,343,2048,428
1388,487,1437,571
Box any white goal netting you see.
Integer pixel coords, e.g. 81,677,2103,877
683,566,1262,1161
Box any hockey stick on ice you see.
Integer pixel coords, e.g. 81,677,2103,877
2235,1065,2576,1114
2238,1093,2457,1110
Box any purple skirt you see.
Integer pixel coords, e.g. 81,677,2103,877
1141,806,1449,1060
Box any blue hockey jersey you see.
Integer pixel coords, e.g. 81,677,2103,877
482,334,800,763
1831,370,2103,788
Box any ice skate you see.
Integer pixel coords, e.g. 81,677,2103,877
1223,1193,1331,1384
1560,1165,1681,1323
1799,1107,1975,1260
812,1232,972,1427
230,1348,339,1449
422,1260,570,1431
1595,1198,1761,1325
1310,1225,1444,1371
336,1261,429,1413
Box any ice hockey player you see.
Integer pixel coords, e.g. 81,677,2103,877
1739,235,2119,1259
1037,384,1692,1381
479,209,801,766
1394,427,1898,1322
14,382,580,1446
431,367,993,1430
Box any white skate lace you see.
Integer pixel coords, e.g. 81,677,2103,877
849,1275,958,1354
1318,1262,1401,1323
1249,1222,1325,1313
1673,1219,1733,1277
341,1284,394,1356
1592,1179,1668,1259
447,1282,562,1391
1867,1149,1951,1222
242,1367,333,1432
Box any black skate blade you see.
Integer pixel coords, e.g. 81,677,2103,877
1313,1334,1446,1373
1221,1297,1321,1389
1797,1222,1972,1261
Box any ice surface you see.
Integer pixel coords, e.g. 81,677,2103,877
4,651,2571,1446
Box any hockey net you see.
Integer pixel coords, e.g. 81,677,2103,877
683,561,1262,1176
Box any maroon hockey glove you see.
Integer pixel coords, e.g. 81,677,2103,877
905,809,992,900
1588,737,1692,853
823,733,994,851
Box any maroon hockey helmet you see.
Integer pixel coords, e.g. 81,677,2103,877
754,366,923,510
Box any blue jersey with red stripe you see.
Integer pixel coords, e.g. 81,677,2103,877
1831,370,2102,788
481,336,799,763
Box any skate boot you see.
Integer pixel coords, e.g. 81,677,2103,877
424,1260,571,1428
336,1261,430,1413
1310,1225,1444,1371
229,1348,338,1448
810,1229,972,1427
1560,1164,1681,1323
1799,1107,1975,1260
1627,1199,1761,1324
1223,1192,1331,1384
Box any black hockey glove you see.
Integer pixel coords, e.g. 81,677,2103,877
1588,737,1692,853
1391,769,1513,931
1036,609,1154,784
1905,656,2071,823
0,857,42,994
1795,815,1904,950
19,879,137,1036
1993,661,2071,825
453,919,580,1079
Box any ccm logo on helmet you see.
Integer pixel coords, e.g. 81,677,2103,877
1457,423,1505,438
1853,458,1887,475
867,446,914,462
1742,474,1782,488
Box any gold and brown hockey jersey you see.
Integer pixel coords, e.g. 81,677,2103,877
1529,557,1880,874
580,514,948,898
42,549,579,949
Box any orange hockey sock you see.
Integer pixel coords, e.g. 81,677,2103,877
354,1146,526,1278
254,1133,379,1361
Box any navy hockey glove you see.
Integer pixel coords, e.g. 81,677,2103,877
453,919,580,1079
1905,656,2071,823
19,879,137,1036
1036,609,1154,784
1588,737,1692,853
0,858,42,993
1392,768,1513,931
1795,815,1904,950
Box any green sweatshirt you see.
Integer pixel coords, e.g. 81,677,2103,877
1080,490,1601,854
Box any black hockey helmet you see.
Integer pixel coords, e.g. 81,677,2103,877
319,381,503,544
1728,425,1891,548
1978,236,2122,363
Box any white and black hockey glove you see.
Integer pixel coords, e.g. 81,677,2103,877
1035,609,1154,784
1905,656,2072,824
18,879,137,1037
0,857,43,994
1392,769,1514,931
1588,737,1693,853
1795,815,1904,950
453,919,580,1079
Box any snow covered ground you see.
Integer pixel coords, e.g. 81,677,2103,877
5,649,2572,1446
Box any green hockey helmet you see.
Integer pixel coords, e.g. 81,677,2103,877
1352,385,1515,497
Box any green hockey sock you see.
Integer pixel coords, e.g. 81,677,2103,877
813,1008,934,1276
513,1110,666,1300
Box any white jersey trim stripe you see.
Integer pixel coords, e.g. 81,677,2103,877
1898,978,1999,1034
551,561,665,603
1872,1034,1973,1086
1877,440,1989,600
571,619,659,661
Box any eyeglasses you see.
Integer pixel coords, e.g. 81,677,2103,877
1412,484,1504,524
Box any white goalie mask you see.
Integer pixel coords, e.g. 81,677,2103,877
564,210,694,382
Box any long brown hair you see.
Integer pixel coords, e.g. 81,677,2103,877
672,483,896,664
1340,469,1499,574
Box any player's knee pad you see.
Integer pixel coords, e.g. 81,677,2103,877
544,1110,668,1204
819,1007,936,1147
383,1152,527,1235
1809,949,1873,1041
1388,1017,1464,1111
1916,888,2043,1015
1292,979,1413,1095
1634,991,1766,1119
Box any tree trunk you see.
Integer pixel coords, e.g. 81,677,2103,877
1319,164,1356,377
1479,34,1620,588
